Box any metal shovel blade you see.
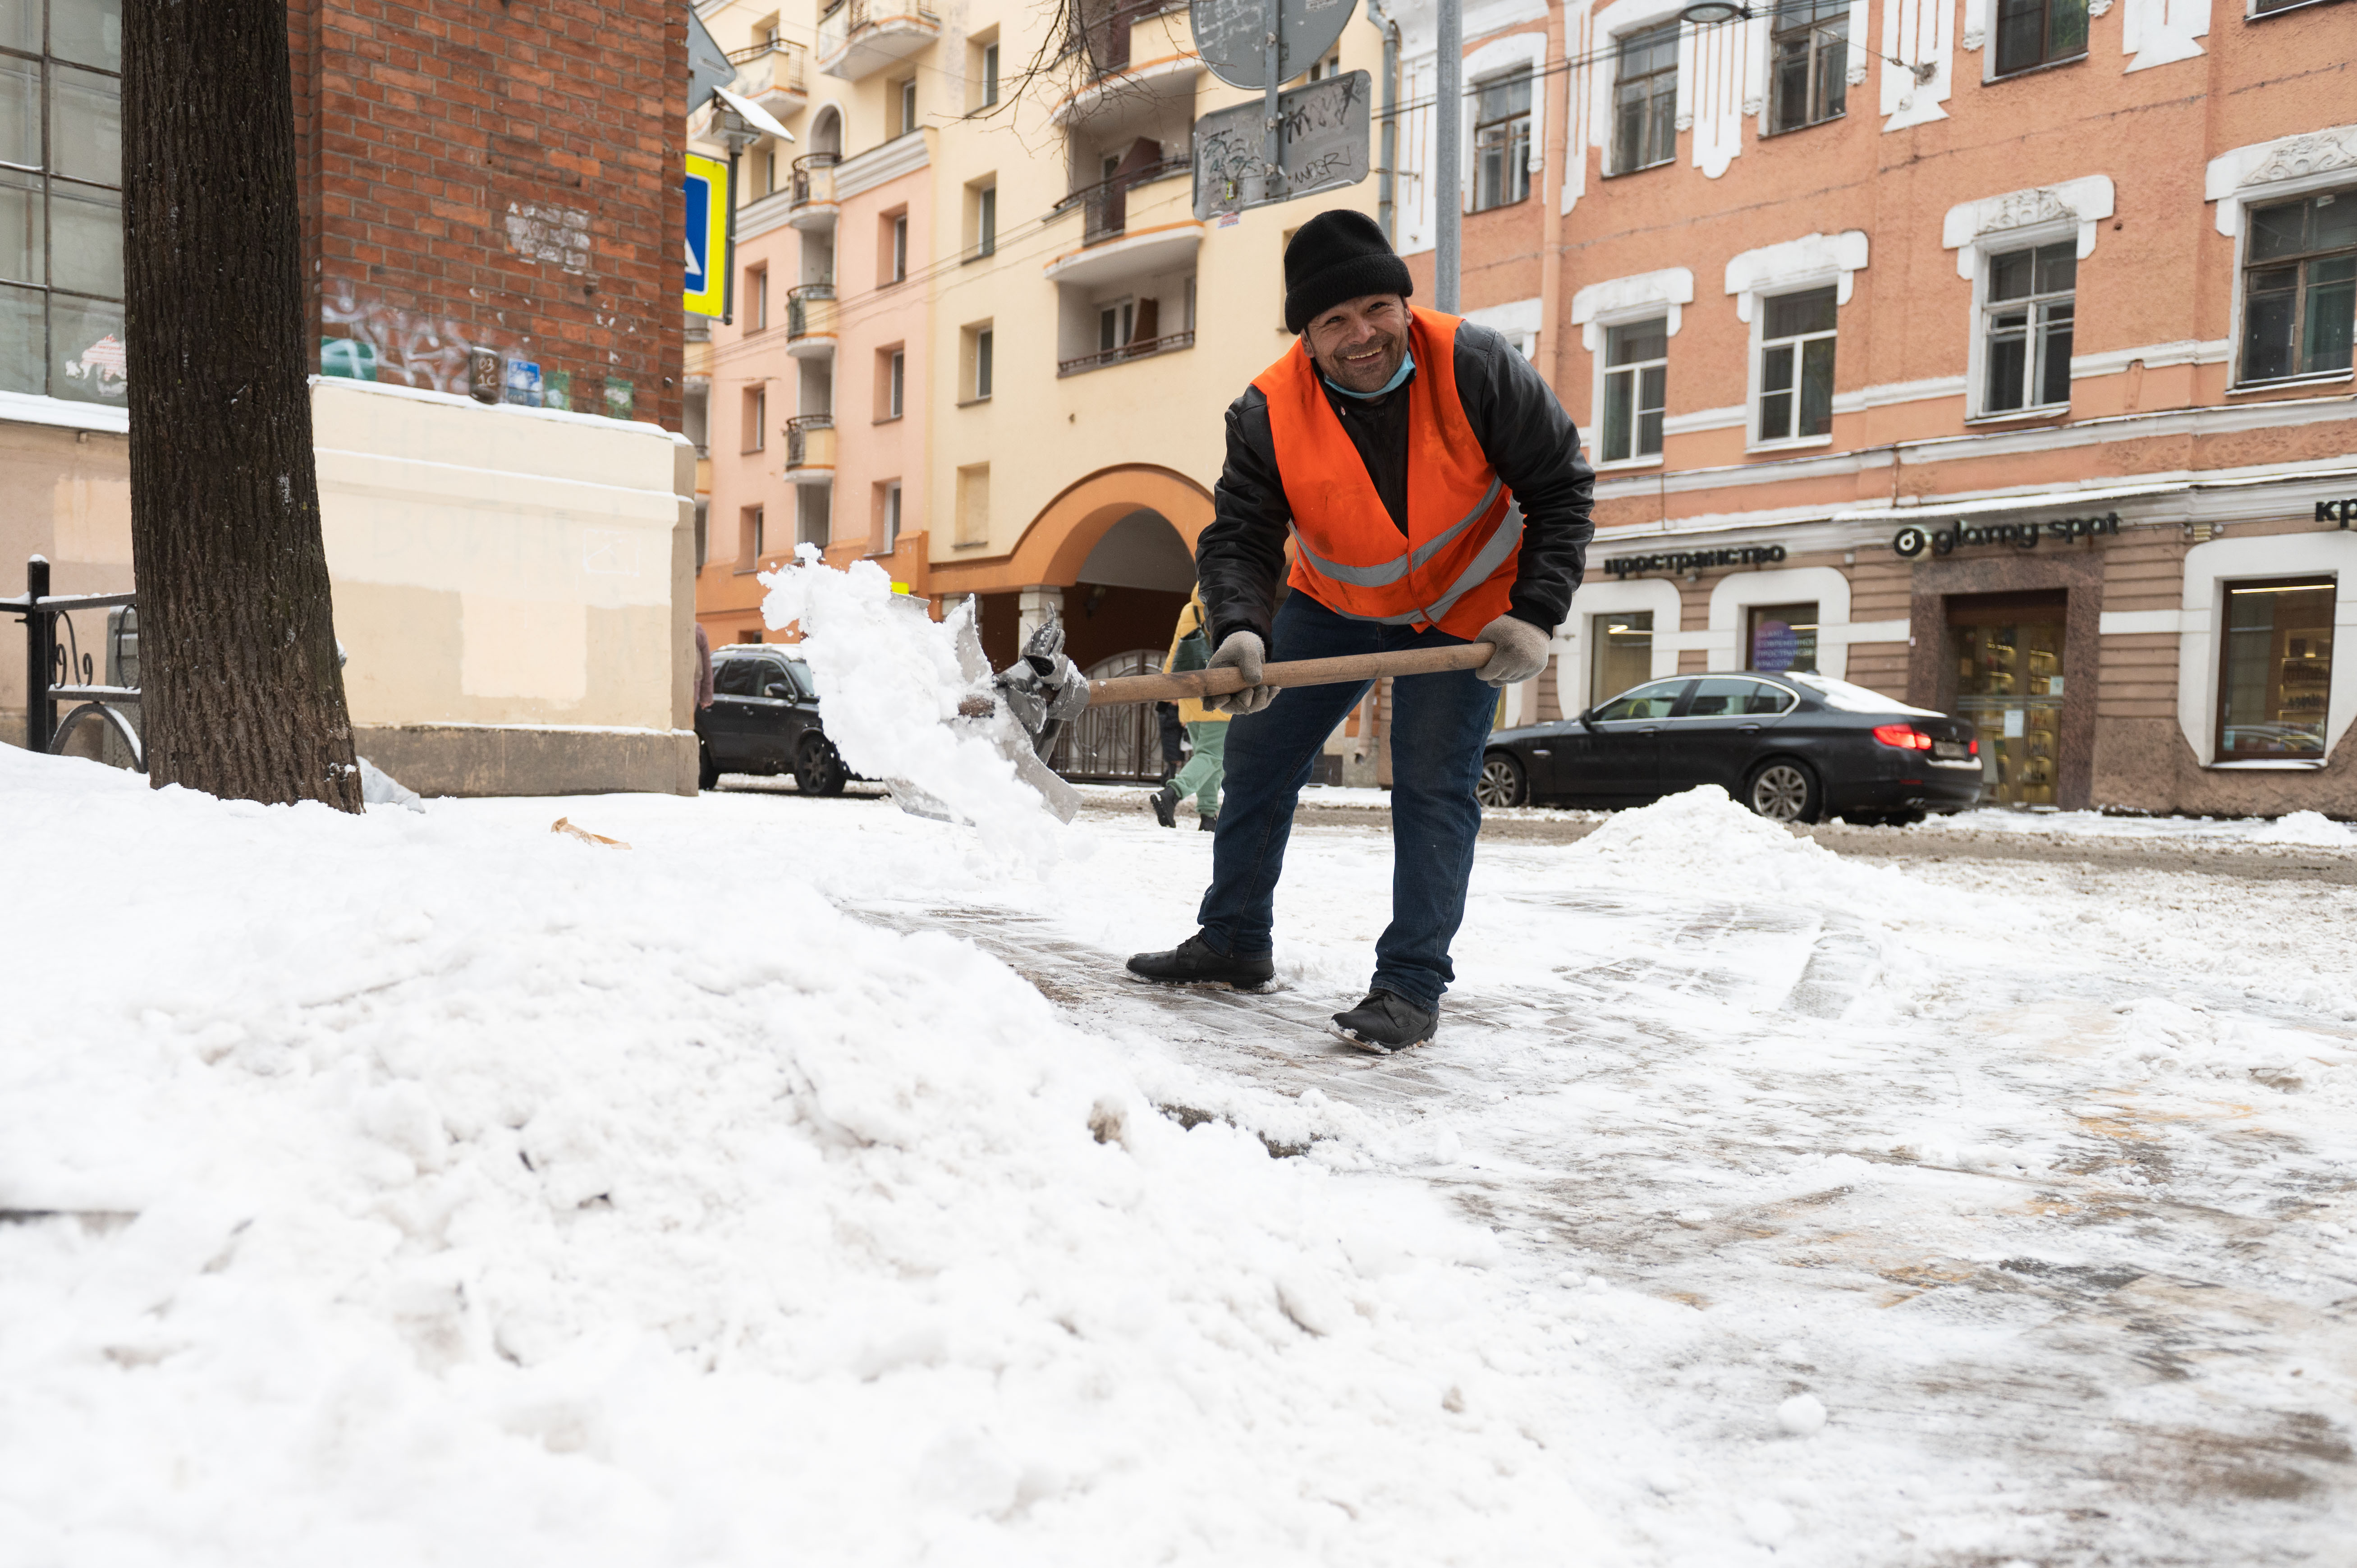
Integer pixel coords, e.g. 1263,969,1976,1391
882,604,1084,825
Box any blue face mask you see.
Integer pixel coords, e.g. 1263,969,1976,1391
1323,347,1415,400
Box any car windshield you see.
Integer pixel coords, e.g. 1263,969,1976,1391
1785,672,1941,717
781,660,814,698
1594,679,1687,721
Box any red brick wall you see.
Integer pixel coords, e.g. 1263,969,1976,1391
288,0,685,431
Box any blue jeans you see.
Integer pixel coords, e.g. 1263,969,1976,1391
1194,593,1497,1011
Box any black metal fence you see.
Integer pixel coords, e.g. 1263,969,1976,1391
5,555,142,768
1050,648,1165,783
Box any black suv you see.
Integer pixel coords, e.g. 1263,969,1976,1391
698,645,850,794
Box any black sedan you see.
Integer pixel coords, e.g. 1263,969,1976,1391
697,645,852,794
1476,671,1983,824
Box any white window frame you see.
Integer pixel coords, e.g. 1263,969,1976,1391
2177,532,2357,767
1706,567,1857,679
2206,125,2357,392
1596,315,1670,467
981,41,1000,106
880,481,903,555
1097,296,1136,353
1606,18,1682,177
974,326,993,400
1571,268,1692,470
1966,220,2080,419
888,349,905,418
1749,285,1841,449
1724,230,1866,452
1553,577,1686,720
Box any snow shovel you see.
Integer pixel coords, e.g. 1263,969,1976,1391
964,617,1494,824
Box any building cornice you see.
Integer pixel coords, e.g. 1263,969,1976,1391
834,130,931,201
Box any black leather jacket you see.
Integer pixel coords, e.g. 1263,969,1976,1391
1197,319,1595,650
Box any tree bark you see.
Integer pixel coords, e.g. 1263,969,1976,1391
123,0,362,811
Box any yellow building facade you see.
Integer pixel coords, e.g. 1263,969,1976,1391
689,0,1387,756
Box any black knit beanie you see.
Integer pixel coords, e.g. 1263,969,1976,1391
1283,210,1413,335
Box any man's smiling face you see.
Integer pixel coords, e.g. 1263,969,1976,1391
1304,293,1408,394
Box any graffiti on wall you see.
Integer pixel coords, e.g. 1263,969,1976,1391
321,284,509,394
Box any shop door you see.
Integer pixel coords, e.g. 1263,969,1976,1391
1948,593,2067,808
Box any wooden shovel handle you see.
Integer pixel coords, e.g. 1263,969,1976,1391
1087,642,1495,708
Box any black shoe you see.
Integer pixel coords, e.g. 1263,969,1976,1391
1126,932,1274,990
1147,785,1178,828
1197,812,1217,832
1332,989,1437,1053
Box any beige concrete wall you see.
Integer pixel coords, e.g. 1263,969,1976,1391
4,381,696,796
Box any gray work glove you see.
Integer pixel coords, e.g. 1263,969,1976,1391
1203,630,1276,715
1473,614,1550,687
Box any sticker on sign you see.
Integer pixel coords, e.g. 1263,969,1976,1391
1192,71,1371,218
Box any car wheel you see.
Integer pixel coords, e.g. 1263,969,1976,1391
1745,759,1820,824
796,735,848,797
1475,752,1527,809
697,740,719,792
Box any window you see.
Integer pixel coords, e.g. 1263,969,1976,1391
1683,677,1798,717
1595,678,1687,721
974,327,993,399
1099,298,1134,353
1756,286,1836,442
748,266,769,329
2240,190,2355,385
764,147,778,195
1992,0,2088,76
1769,0,1848,133
1611,23,1678,175
891,213,908,282
0,2,122,405
1747,602,1819,674
1306,52,1344,82
743,386,766,451
956,463,989,546
1472,71,1532,212
713,657,758,697
1590,610,1654,707
797,485,830,548
974,183,996,257
741,504,766,565
880,482,903,554
887,348,904,418
1600,317,1667,462
1982,241,2075,413
898,78,918,136
2218,578,2335,760
981,41,1000,106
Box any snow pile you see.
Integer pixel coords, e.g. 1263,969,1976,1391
0,747,1625,1566
760,554,1070,868
2248,809,2354,847
1567,786,1934,915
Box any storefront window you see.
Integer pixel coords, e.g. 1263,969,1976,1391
2218,577,2335,760
1590,609,1653,707
1746,602,1818,673
0,0,122,406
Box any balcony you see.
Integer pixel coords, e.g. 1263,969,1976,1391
1059,329,1194,378
789,151,839,230
727,38,807,118
785,415,835,482
816,0,940,82
1048,51,1201,128
786,284,837,358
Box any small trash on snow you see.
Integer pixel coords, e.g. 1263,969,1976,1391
550,816,630,849
1778,1392,1829,1435
357,756,424,813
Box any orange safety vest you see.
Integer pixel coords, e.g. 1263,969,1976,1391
1252,306,1521,641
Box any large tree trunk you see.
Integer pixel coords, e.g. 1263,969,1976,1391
123,0,362,811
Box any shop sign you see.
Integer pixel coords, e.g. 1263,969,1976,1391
1892,511,2121,559
1603,543,1787,579
2318,498,2357,527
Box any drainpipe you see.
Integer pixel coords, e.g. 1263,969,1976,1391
1536,2,1569,395
1366,0,1400,248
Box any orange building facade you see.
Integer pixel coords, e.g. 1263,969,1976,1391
1395,0,2357,813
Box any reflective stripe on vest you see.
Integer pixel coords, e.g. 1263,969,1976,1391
1252,306,1521,639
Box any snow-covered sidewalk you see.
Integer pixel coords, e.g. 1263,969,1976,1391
5,751,2353,1563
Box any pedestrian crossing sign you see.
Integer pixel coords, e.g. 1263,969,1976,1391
683,153,729,318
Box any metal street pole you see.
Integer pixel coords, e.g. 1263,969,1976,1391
1435,0,1460,311
1263,0,1283,207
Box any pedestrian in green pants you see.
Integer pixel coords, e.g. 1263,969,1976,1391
1147,587,1229,831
